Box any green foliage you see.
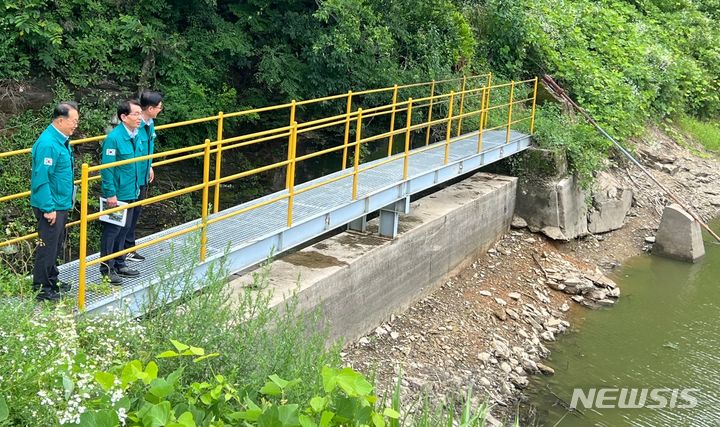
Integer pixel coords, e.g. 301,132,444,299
531,105,612,188
479,0,720,138
676,115,720,155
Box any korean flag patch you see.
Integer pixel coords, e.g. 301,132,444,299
43,157,53,166
106,148,116,156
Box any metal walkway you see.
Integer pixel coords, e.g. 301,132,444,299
58,129,531,315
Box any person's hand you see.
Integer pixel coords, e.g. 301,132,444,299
43,211,57,226
107,196,118,208
149,167,155,183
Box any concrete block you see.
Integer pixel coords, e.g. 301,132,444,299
653,204,705,263
587,171,634,234
226,173,517,343
515,175,588,240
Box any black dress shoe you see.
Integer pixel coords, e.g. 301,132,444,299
35,290,61,302
115,266,140,278
101,270,123,286
126,251,146,262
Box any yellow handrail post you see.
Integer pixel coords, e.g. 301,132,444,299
213,111,224,214
285,101,297,188
506,80,516,145
478,87,488,153
341,91,353,169
456,75,467,137
530,77,539,134
77,163,89,311
387,85,399,157
444,91,455,164
484,73,493,128
352,108,364,200
425,80,436,146
200,138,211,262
403,98,413,180
287,122,298,227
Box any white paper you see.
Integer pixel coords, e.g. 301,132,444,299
99,197,128,227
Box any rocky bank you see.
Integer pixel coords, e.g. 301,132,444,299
341,125,720,424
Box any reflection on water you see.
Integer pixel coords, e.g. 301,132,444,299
525,221,720,426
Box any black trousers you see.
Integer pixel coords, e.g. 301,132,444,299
100,201,136,273
124,185,146,249
32,208,68,292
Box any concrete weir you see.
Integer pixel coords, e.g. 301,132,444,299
227,173,517,342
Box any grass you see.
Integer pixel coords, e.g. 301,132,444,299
676,116,720,156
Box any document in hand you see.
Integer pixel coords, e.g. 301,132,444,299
99,197,128,227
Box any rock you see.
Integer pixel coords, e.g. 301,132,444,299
596,298,617,306
653,204,705,262
479,290,492,296
500,362,512,373
540,331,555,341
375,326,387,336
607,287,620,298
494,341,511,359
541,226,569,241
506,308,520,320
645,236,656,243
493,308,507,321
508,292,521,300
522,359,539,374
511,215,528,229
479,377,492,387
478,352,492,363
586,289,608,301
390,331,400,340
359,337,370,345
495,297,507,306
537,363,555,376
559,303,570,312
545,317,562,328
510,374,529,389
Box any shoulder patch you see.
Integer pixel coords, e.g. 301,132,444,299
43,157,53,166
106,148,116,156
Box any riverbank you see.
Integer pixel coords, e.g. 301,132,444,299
342,125,720,424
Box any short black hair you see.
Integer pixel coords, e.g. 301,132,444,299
140,91,163,109
52,101,79,119
117,99,141,120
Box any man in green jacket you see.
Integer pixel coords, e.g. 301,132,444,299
125,91,163,262
99,100,143,284
30,102,79,302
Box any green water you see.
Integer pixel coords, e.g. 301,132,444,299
526,221,720,427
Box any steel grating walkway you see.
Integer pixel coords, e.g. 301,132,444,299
59,130,531,314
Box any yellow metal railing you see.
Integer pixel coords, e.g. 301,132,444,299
0,74,539,310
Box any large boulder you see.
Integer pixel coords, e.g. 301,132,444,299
653,204,705,263
587,171,634,234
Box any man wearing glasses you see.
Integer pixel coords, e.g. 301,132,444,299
99,100,143,285
125,91,163,262
30,102,79,302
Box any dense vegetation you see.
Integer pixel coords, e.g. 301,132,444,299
1,0,719,263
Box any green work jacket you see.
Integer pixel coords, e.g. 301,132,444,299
101,124,141,201
136,118,156,186
30,125,74,213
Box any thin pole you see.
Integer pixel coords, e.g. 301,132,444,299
456,75,467,137
541,74,720,243
285,101,296,188
287,122,298,227
530,77,539,134
213,111,224,213
425,80,436,146
387,85,399,157
444,91,455,164
478,87,487,153
352,109,364,200
342,91,353,169
78,163,89,311
506,80,515,145
484,74,493,128
200,138,211,261
403,98,413,180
